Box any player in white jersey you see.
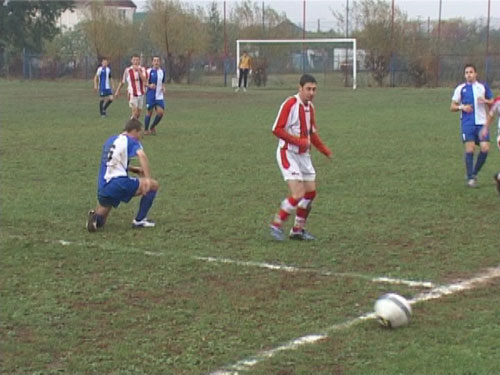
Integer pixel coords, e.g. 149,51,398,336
144,56,166,135
115,54,147,120
269,74,332,241
94,58,114,117
451,64,493,187
86,119,160,232
481,95,500,194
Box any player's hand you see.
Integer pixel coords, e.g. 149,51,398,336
298,137,310,153
150,83,156,89
479,126,488,141
462,104,473,113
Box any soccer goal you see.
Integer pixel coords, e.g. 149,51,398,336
236,38,358,90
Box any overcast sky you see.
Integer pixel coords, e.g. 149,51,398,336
135,0,499,31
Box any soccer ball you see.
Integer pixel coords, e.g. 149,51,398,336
374,293,412,328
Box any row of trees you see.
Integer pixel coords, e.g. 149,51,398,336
1,0,499,86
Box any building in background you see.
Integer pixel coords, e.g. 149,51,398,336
58,0,137,30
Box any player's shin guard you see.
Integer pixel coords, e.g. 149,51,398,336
151,115,163,129
464,152,474,179
473,151,488,176
99,100,104,115
103,100,113,110
135,190,157,221
272,196,299,228
144,115,151,130
293,191,316,232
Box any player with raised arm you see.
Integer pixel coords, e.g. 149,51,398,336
480,94,500,194
115,54,147,120
269,74,332,241
144,56,166,135
450,64,493,188
86,119,159,232
93,57,114,117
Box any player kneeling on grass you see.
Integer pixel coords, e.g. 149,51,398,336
480,94,500,194
87,119,159,232
270,74,332,241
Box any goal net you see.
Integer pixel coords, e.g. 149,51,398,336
236,38,358,90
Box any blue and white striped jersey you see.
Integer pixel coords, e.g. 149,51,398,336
98,134,143,189
452,81,493,127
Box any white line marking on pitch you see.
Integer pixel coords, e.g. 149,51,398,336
194,256,435,288
209,265,500,375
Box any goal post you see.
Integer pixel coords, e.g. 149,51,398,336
236,38,357,90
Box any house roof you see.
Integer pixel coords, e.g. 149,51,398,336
74,0,137,8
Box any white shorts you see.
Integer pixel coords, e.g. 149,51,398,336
276,147,316,181
128,94,144,109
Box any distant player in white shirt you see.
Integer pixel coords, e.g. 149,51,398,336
93,57,114,117
86,119,160,232
115,54,147,120
481,94,500,194
144,56,166,135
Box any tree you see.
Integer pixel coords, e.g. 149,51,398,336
333,0,408,86
206,1,223,56
146,0,208,83
42,25,92,78
80,1,137,65
0,0,73,54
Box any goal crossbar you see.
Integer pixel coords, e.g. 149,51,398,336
236,38,357,90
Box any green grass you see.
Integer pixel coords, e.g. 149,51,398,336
1,79,499,375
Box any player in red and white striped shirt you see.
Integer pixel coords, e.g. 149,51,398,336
115,54,147,120
481,95,500,194
270,74,332,241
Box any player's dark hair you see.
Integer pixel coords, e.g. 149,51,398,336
464,64,476,73
131,53,140,58
124,118,143,133
299,74,317,87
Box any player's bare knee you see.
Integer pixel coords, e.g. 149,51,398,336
137,178,151,195
150,179,159,191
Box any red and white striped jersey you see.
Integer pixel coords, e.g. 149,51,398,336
272,94,317,154
122,66,145,97
490,97,500,133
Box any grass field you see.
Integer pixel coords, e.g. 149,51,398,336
1,79,499,375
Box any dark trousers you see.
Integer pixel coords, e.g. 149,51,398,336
239,68,249,88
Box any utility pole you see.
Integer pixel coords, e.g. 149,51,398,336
390,0,395,87
436,0,442,87
224,1,227,86
302,0,306,72
485,0,491,81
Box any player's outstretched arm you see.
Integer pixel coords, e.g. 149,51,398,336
310,132,332,158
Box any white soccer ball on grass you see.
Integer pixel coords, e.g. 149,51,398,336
374,293,412,328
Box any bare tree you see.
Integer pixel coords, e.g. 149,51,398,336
80,1,137,65
146,0,208,83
